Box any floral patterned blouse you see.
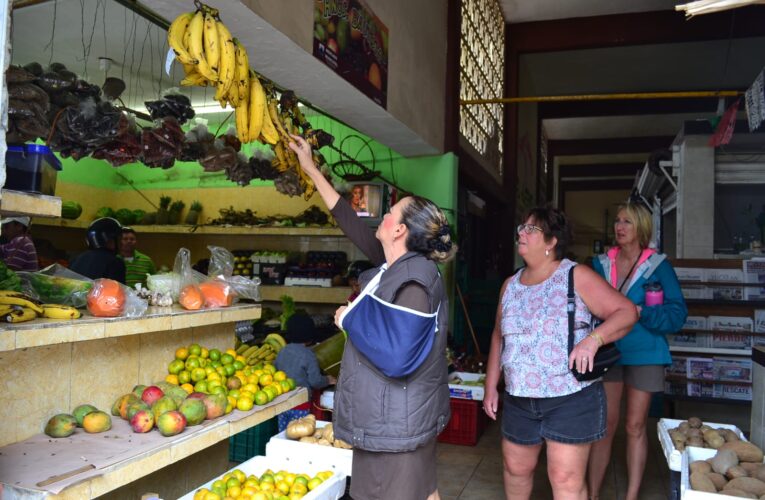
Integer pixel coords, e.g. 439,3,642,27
500,259,596,398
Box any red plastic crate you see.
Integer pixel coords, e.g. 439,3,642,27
437,397,488,446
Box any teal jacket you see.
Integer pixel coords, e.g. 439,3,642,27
593,249,688,365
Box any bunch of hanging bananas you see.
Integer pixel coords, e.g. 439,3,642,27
236,332,287,366
0,291,81,323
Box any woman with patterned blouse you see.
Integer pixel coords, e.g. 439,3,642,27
483,207,637,500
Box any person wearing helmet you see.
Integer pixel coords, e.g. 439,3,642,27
0,216,38,271
69,217,126,283
346,260,374,302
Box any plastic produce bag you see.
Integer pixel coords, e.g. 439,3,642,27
172,248,206,297
86,278,148,318
19,264,92,307
207,246,261,301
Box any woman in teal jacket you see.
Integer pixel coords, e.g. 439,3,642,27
587,202,687,500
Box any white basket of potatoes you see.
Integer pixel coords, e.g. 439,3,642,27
266,415,354,476
681,440,765,499
659,417,748,471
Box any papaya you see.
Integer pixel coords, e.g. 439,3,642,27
179,284,204,310
198,281,235,308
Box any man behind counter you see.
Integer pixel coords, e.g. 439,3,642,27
0,216,38,271
69,217,126,284
119,227,156,288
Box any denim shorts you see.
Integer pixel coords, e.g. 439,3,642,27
502,382,606,445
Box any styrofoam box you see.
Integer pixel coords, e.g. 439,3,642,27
266,420,353,477
680,445,765,499
179,455,346,500
448,371,485,401
657,418,747,472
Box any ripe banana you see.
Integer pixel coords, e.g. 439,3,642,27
226,75,240,107
42,304,81,320
235,100,249,143
260,99,279,145
0,305,15,316
202,11,220,74
180,71,210,87
188,10,217,81
267,99,292,144
214,20,236,102
0,292,44,314
248,74,266,143
4,307,37,323
167,12,196,65
234,40,250,105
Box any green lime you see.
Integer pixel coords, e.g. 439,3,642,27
209,349,221,361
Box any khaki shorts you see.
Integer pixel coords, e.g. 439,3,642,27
602,364,665,393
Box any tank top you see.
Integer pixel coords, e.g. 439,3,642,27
500,259,596,398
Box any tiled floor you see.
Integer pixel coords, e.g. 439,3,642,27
436,417,672,500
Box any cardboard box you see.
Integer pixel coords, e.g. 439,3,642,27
447,372,485,401
179,455,346,500
265,421,353,477
657,418,747,472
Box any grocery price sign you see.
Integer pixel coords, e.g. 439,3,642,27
313,0,389,108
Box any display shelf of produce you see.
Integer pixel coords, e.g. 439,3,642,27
260,285,351,304
0,189,61,218
669,346,752,356
0,388,308,499
33,219,344,236
0,304,261,352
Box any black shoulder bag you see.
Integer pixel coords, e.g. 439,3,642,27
567,266,621,382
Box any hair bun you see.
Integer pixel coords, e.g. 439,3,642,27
438,224,451,237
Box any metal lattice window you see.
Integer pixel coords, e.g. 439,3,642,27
459,0,505,177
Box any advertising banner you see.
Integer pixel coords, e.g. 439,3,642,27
313,0,389,108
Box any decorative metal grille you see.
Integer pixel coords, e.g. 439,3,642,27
459,0,505,177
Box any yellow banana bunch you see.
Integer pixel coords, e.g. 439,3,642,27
260,93,279,145
0,291,43,314
248,74,266,143
214,20,236,104
235,99,249,143
234,40,250,106
187,10,217,82
42,304,81,320
4,307,37,323
202,11,220,75
167,12,196,65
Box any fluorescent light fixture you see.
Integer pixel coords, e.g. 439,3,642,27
193,104,231,115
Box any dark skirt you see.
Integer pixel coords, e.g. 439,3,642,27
350,438,437,500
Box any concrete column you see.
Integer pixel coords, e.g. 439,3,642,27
752,347,765,448
676,135,715,258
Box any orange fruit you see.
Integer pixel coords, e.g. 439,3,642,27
200,347,209,359
178,370,191,384
191,368,207,383
243,383,259,394
237,397,254,411
262,385,278,402
290,482,307,496
279,380,291,393
165,374,179,385
194,380,209,393
307,478,322,491
286,378,296,390
275,481,290,495
185,356,201,370
168,359,185,374
181,383,194,394
209,349,221,361
220,354,234,365
269,383,283,396
273,371,287,382
254,391,269,406
226,348,237,357
258,374,273,387
189,343,202,357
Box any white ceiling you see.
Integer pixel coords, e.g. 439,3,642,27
500,0,679,23
11,0,438,156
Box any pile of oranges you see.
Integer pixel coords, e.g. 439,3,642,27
166,343,296,413
193,467,334,500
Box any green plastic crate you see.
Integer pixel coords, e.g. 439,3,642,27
229,417,278,463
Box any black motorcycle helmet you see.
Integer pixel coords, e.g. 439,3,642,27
86,217,122,250
346,260,375,280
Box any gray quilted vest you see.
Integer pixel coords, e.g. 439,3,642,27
332,251,451,452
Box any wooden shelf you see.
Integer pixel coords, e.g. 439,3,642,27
669,346,752,356
34,218,344,236
0,389,308,498
685,299,765,307
0,189,61,218
662,394,751,405
261,285,351,304
680,328,765,337
0,303,261,352
665,374,751,385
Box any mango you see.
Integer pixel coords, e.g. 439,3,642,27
156,410,186,436
141,386,164,407
72,404,98,427
132,384,147,398
112,393,140,419
82,411,112,433
44,413,77,438
129,409,154,433
164,385,189,407
151,395,177,422
202,393,227,420
126,401,150,421
179,398,206,426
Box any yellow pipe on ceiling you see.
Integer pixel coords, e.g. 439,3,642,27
460,90,744,105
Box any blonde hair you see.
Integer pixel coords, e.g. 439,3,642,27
616,202,653,248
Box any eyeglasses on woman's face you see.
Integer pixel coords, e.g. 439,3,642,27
516,223,543,235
